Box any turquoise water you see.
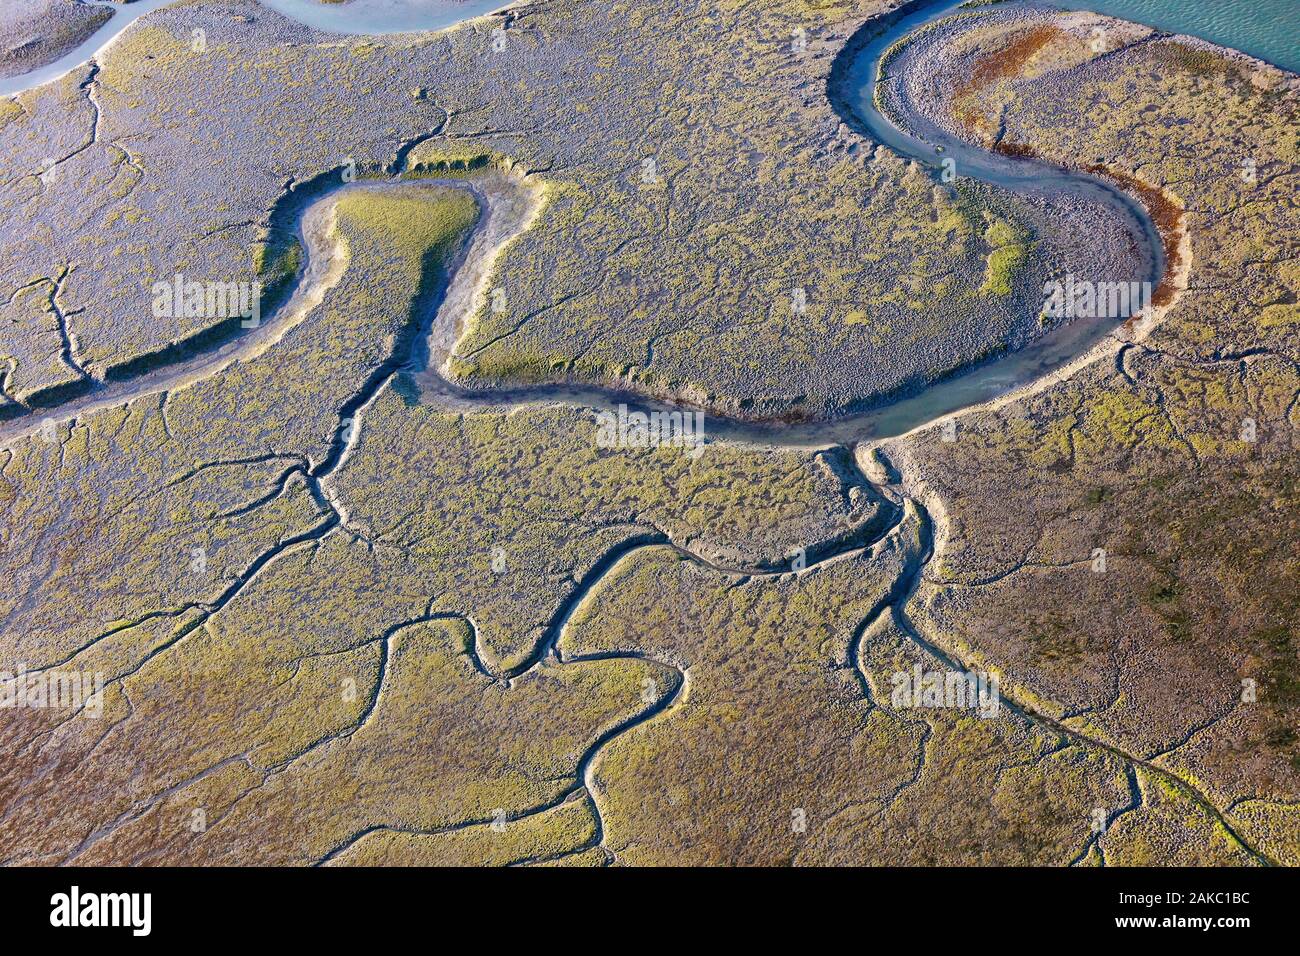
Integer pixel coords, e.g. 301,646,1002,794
1044,0,1299,72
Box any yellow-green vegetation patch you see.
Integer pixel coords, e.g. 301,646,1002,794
327,796,600,866
403,144,510,178
334,187,479,262
1101,769,1258,866
252,237,303,287
1228,800,1300,866
980,216,1030,297
0,100,22,133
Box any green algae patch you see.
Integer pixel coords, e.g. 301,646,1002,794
253,235,304,311
333,187,480,267
253,238,302,284
979,216,1030,297
402,145,510,178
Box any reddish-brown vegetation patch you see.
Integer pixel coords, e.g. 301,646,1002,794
1083,164,1185,307
971,25,1065,87
989,135,1186,310
954,26,1066,133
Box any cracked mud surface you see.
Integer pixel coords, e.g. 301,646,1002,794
0,0,1296,866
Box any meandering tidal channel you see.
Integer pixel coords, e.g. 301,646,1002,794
0,0,1184,451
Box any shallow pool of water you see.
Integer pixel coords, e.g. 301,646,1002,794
256,0,513,36
0,0,517,97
